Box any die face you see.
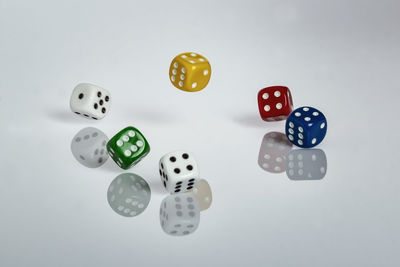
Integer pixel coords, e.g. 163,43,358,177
258,86,293,121
169,52,211,92
286,149,327,180
159,193,200,236
159,150,199,194
188,179,212,211
107,173,151,217
107,126,150,170
70,83,111,120
71,127,109,168
286,107,327,148
258,132,293,173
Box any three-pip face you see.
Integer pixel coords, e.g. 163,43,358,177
159,150,199,194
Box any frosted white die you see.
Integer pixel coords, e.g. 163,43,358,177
160,193,200,236
188,179,212,211
70,83,111,120
159,150,199,194
71,127,108,168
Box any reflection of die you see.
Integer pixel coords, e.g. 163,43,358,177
169,52,211,92
107,126,150,170
189,179,212,211
159,193,200,236
159,150,199,194
286,107,327,148
107,173,151,217
286,149,327,180
258,132,293,173
70,83,111,120
71,127,108,168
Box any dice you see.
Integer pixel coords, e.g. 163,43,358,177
286,149,327,180
258,132,293,173
106,126,150,170
70,83,111,120
169,52,211,92
107,173,151,217
286,107,327,148
258,86,293,121
71,127,109,168
159,193,200,236
159,150,199,194
188,179,212,211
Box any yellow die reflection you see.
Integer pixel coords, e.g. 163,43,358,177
169,52,211,92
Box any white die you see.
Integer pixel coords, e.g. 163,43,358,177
188,179,212,212
70,83,111,120
159,193,200,236
71,127,109,168
159,150,199,194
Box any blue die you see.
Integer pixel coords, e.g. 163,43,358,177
285,107,327,148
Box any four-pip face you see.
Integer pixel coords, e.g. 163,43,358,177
159,150,199,194
258,86,293,121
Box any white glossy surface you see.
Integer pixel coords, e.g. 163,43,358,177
0,0,399,266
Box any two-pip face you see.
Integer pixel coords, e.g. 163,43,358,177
159,150,199,194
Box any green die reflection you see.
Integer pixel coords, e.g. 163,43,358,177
106,126,150,169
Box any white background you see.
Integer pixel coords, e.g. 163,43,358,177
1,0,399,266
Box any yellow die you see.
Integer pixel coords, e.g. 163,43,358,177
169,52,211,92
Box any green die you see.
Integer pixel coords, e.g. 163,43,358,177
106,126,150,169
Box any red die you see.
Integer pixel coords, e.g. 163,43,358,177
257,86,293,121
